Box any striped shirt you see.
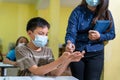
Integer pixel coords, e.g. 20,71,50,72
15,45,54,76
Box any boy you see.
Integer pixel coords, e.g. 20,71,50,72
16,17,85,76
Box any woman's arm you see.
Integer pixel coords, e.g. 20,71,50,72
65,8,78,44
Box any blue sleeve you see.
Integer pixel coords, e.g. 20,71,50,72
6,49,16,61
99,11,116,41
65,8,78,44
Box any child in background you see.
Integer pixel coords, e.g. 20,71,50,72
3,36,29,65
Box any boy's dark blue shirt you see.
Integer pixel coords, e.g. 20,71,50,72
65,6,115,52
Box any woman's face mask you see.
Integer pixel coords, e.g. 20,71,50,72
86,0,100,7
32,35,48,47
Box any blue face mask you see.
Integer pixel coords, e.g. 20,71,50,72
32,35,48,47
86,0,100,7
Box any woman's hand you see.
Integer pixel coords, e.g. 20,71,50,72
65,40,75,53
88,30,100,41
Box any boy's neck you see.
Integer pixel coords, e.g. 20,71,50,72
27,42,42,51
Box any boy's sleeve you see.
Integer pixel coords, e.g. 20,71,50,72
15,47,36,70
47,49,55,64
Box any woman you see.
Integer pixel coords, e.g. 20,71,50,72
3,36,29,65
65,0,115,80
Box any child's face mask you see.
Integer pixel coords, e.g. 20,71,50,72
17,43,25,47
32,35,48,47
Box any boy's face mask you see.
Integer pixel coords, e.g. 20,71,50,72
32,35,48,47
86,0,100,7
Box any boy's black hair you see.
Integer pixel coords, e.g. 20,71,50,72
26,17,50,31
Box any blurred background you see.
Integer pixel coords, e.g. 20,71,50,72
0,0,120,79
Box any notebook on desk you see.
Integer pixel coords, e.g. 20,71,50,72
32,76,78,80
55,76,78,80
1,77,32,80
32,76,54,80
93,20,110,33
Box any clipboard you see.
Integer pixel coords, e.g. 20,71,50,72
93,20,111,33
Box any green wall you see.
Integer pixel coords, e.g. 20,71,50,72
0,2,37,53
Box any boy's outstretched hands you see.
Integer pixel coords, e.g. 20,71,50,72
61,51,85,62
70,51,85,62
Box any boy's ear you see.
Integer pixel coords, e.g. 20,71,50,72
27,30,32,36
27,30,34,40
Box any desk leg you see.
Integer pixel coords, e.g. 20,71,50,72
1,68,7,76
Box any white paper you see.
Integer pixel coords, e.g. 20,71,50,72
0,76,78,80
32,76,55,80
55,76,78,80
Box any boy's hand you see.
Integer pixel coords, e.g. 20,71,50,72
61,51,85,62
70,51,85,62
63,51,85,62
